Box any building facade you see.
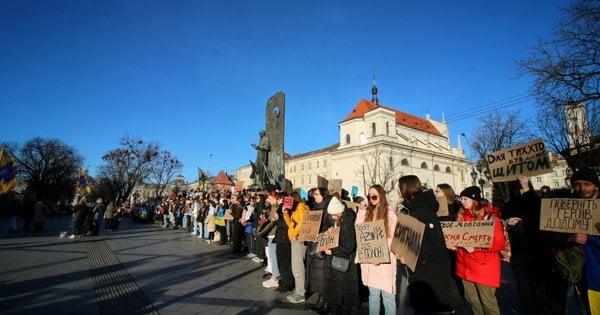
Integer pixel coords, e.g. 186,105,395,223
237,92,473,199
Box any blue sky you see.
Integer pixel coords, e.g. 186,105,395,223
0,0,568,180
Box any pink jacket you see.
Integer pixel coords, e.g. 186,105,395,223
356,205,398,294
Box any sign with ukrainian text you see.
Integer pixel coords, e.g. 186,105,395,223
540,198,600,235
298,210,323,242
486,139,553,182
390,213,425,272
316,225,340,252
440,220,496,248
355,219,390,264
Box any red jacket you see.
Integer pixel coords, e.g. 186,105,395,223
455,206,506,288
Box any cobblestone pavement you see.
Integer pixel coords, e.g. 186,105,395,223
0,216,525,314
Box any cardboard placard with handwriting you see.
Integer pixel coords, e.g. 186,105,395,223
355,219,391,264
283,196,294,210
440,220,496,248
487,139,553,182
539,198,600,235
298,210,323,242
390,213,425,272
316,226,340,252
437,197,449,217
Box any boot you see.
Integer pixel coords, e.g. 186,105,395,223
309,295,325,312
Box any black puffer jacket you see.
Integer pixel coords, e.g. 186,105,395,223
403,189,465,314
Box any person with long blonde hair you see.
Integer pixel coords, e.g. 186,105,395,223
355,184,398,315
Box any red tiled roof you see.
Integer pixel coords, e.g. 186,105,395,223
212,170,234,186
342,99,443,137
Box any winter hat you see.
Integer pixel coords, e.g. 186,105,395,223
327,196,345,215
571,168,599,187
459,186,482,202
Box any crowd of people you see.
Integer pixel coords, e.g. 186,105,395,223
133,168,599,315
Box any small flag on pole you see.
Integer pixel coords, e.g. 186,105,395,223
78,169,91,195
0,149,17,194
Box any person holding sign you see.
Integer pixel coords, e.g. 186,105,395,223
397,176,465,315
356,184,398,315
323,196,360,315
501,176,551,315
451,186,506,315
283,192,310,304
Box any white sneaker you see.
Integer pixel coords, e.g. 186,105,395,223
252,257,264,263
197,235,203,239
262,277,279,288
190,232,197,236
68,235,76,239
246,253,257,259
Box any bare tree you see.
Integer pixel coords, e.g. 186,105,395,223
469,110,532,204
147,150,183,199
97,136,159,204
517,0,600,109
1,138,83,203
357,146,404,193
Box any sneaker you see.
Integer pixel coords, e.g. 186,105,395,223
190,232,197,236
197,235,203,239
286,292,305,304
252,257,264,263
262,277,279,288
246,253,257,259
68,234,76,239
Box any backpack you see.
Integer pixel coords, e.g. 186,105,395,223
486,214,512,263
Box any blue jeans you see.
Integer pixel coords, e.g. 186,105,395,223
369,287,396,315
193,220,202,235
163,214,169,226
183,215,189,229
267,236,279,278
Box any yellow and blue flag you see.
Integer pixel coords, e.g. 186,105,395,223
586,236,600,314
0,149,17,194
78,169,91,195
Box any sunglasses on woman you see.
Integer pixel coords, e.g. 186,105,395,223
368,195,379,201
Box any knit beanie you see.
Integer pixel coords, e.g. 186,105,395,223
571,168,599,187
327,196,345,215
459,186,482,202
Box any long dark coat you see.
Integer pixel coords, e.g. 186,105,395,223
403,190,465,314
324,209,360,307
306,196,333,295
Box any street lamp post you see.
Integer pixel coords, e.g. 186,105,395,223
470,167,478,186
476,164,486,193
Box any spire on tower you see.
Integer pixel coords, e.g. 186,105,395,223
371,73,379,105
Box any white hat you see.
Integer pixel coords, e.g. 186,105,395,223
327,196,345,215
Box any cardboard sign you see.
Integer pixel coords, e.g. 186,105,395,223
316,225,340,252
283,196,294,210
317,175,329,189
390,213,425,272
487,139,553,182
351,186,359,198
223,209,234,221
298,210,323,242
437,197,449,217
440,220,496,248
328,179,343,196
539,198,600,235
355,219,391,264
235,181,244,192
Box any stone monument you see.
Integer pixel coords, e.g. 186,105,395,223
250,92,285,190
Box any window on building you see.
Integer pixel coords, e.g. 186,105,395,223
536,177,542,183
401,159,409,166
421,162,428,169
386,122,390,136
434,164,440,171
309,162,312,170
345,134,351,144
302,164,304,171
293,166,296,172
389,156,394,170
445,166,452,173
316,161,319,168
302,178,304,185
371,123,376,137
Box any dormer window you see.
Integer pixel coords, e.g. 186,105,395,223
345,134,351,145
371,123,377,137
386,122,390,135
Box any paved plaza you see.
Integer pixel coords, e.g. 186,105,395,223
0,217,525,315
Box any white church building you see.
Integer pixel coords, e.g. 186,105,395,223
237,87,473,198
